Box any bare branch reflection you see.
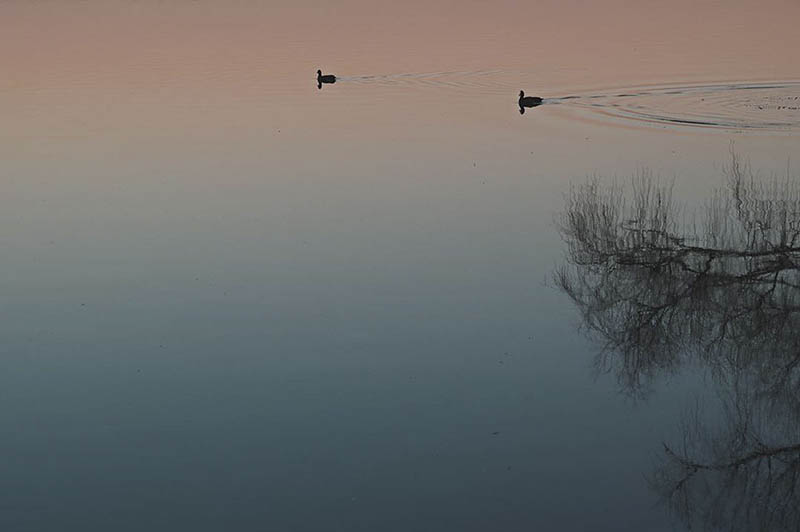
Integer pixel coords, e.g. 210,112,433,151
555,151,800,531
650,386,800,532
556,152,800,396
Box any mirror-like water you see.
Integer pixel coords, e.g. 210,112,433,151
1,1,799,531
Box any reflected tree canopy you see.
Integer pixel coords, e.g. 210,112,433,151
555,152,800,531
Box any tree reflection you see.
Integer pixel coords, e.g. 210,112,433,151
650,385,800,532
555,152,800,531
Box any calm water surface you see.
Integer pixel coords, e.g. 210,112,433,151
2,1,799,530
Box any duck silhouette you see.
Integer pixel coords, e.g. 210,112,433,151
317,69,336,89
518,90,543,114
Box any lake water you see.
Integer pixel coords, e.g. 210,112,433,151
2,2,799,530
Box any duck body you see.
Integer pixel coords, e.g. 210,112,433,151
518,90,543,107
317,69,336,88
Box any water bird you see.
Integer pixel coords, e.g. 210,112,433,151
518,90,543,114
317,69,336,89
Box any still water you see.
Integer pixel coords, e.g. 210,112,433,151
2,1,799,530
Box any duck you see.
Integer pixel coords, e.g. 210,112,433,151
317,69,336,88
518,90,543,113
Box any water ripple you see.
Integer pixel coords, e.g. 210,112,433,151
331,71,800,132
334,69,516,94
557,81,800,132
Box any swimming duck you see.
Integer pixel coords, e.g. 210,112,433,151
518,90,543,113
317,69,336,88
